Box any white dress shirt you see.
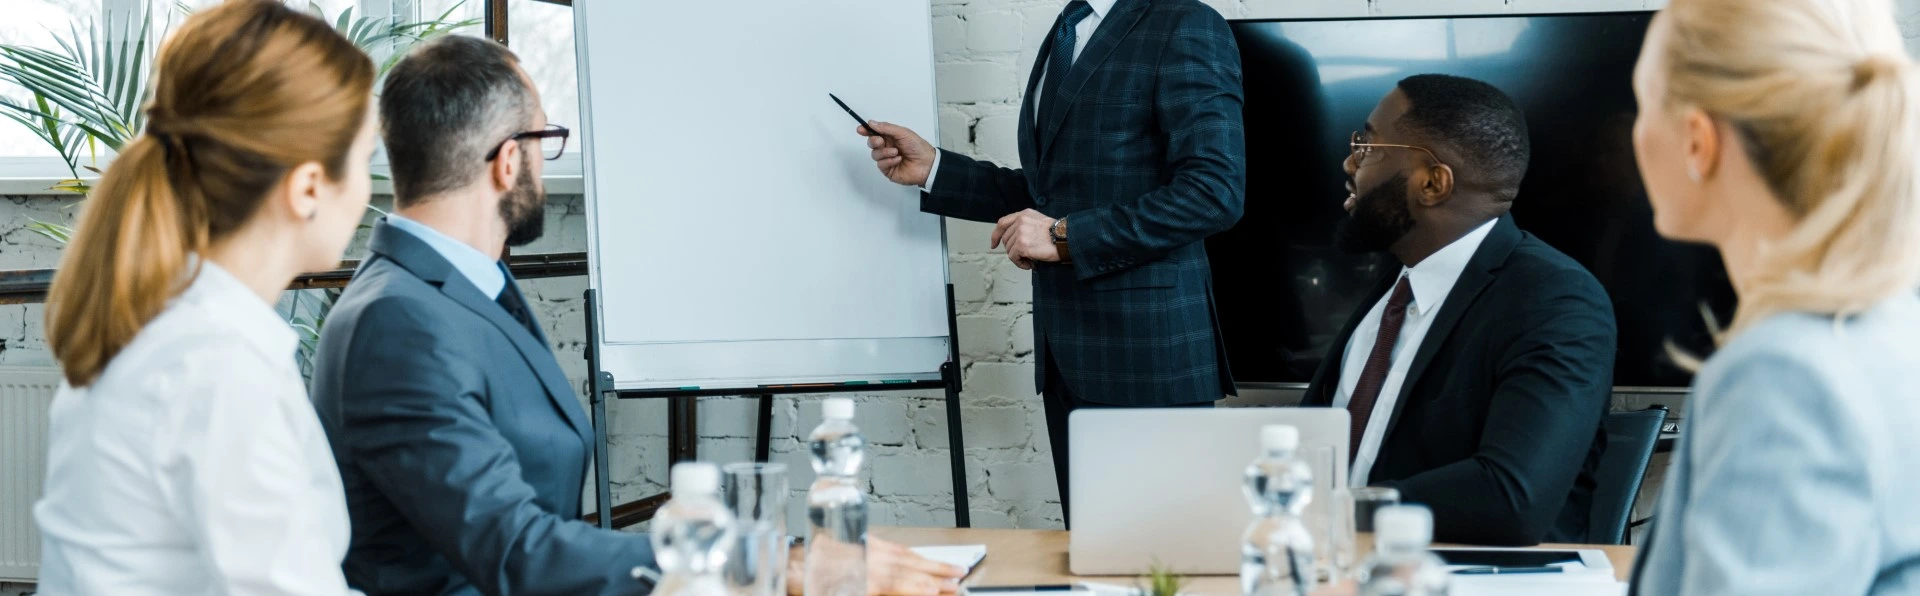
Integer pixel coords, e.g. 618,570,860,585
924,0,1114,191
1333,219,1497,487
35,262,358,595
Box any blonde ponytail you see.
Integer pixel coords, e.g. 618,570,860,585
1660,0,1920,339
43,0,372,387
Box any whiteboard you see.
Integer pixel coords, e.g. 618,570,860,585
574,0,950,391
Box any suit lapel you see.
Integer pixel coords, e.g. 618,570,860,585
1037,0,1149,159
1018,31,1048,176
367,221,592,441
1377,216,1523,443
1302,269,1398,407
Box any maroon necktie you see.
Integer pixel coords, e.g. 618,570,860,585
1348,276,1414,461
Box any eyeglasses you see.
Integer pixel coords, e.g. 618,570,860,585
485,124,570,162
1351,131,1445,168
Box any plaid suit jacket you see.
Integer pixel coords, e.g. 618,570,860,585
922,0,1245,406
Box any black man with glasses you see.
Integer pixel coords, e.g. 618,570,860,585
1297,74,1618,546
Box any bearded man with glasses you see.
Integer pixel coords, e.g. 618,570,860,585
1298,74,1619,547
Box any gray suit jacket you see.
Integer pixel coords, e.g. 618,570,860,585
311,220,652,595
1631,295,1920,594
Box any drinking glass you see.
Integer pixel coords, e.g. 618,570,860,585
1328,488,1358,581
722,463,790,596
1299,445,1341,587
1349,486,1401,534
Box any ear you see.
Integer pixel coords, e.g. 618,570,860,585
282,161,326,222
490,138,520,193
1417,163,1455,207
1684,107,1720,181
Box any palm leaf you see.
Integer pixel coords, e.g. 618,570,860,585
0,95,84,181
50,179,92,194
108,10,154,132
0,50,104,109
26,220,75,245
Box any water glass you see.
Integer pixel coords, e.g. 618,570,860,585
1348,486,1400,534
1327,488,1358,581
722,463,790,596
1296,446,1341,587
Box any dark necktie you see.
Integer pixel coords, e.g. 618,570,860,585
1038,1,1094,133
1348,276,1414,461
495,269,540,339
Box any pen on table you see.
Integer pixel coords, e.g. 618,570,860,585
963,585,1079,593
830,93,877,136
1450,565,1565,575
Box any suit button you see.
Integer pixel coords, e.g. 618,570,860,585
1035,195,1049,206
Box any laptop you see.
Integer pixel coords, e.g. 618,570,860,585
1068,407,1350,576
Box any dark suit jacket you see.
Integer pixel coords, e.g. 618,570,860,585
310,220,652,595
1301,216,1616,546
924,0,1246,406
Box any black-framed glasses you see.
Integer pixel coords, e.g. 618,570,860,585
1351,131,1445,168
485,124,570,161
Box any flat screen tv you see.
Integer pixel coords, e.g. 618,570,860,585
1211,13,1736,389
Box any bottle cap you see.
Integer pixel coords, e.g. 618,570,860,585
823,397,855,420
670,462,720,497
1375,504,1434,548
1261,425,1299,451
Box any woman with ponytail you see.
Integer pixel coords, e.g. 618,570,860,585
32,1,375,593
1628,0,1920,592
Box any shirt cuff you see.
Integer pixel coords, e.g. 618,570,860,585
921,150,942,192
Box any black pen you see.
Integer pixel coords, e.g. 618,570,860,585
964,585,1080,592
1451,566,1565,575
830,93,878,136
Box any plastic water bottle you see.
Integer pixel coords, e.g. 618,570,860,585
1357,505,1450,596
1241,425,1316,596
650,462,737,596
805,398,869,596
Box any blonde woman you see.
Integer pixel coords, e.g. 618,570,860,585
33,1,375,593
1627,0,1920,592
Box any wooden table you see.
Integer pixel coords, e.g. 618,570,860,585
876,528,1635,594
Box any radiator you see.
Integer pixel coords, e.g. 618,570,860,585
0,367,60,582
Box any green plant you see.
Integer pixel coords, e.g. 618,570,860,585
1140,560,1187,596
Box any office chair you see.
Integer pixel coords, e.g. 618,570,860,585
1590,405,1669,545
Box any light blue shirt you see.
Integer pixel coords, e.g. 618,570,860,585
383,215,507,299
1633,294,1920,594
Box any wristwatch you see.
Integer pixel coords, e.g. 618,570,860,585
1050,217,1071,264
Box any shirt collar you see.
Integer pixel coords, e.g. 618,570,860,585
384,214,509,299
1400,218,1498,317
180,260,299,364
1086,0,1116,18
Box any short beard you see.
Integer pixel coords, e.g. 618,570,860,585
500,150,547,247
1335,173,1416,254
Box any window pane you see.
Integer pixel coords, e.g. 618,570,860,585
0,0,102,159
507,0,580,150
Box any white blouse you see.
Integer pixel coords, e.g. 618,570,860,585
34,262,356,595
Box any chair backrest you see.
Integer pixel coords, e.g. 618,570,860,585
1589,406,1669,545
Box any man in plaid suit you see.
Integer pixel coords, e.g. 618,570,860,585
861,0,1245,525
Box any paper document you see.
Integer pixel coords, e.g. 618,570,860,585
1451,576,1627,596
912,545,988,573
